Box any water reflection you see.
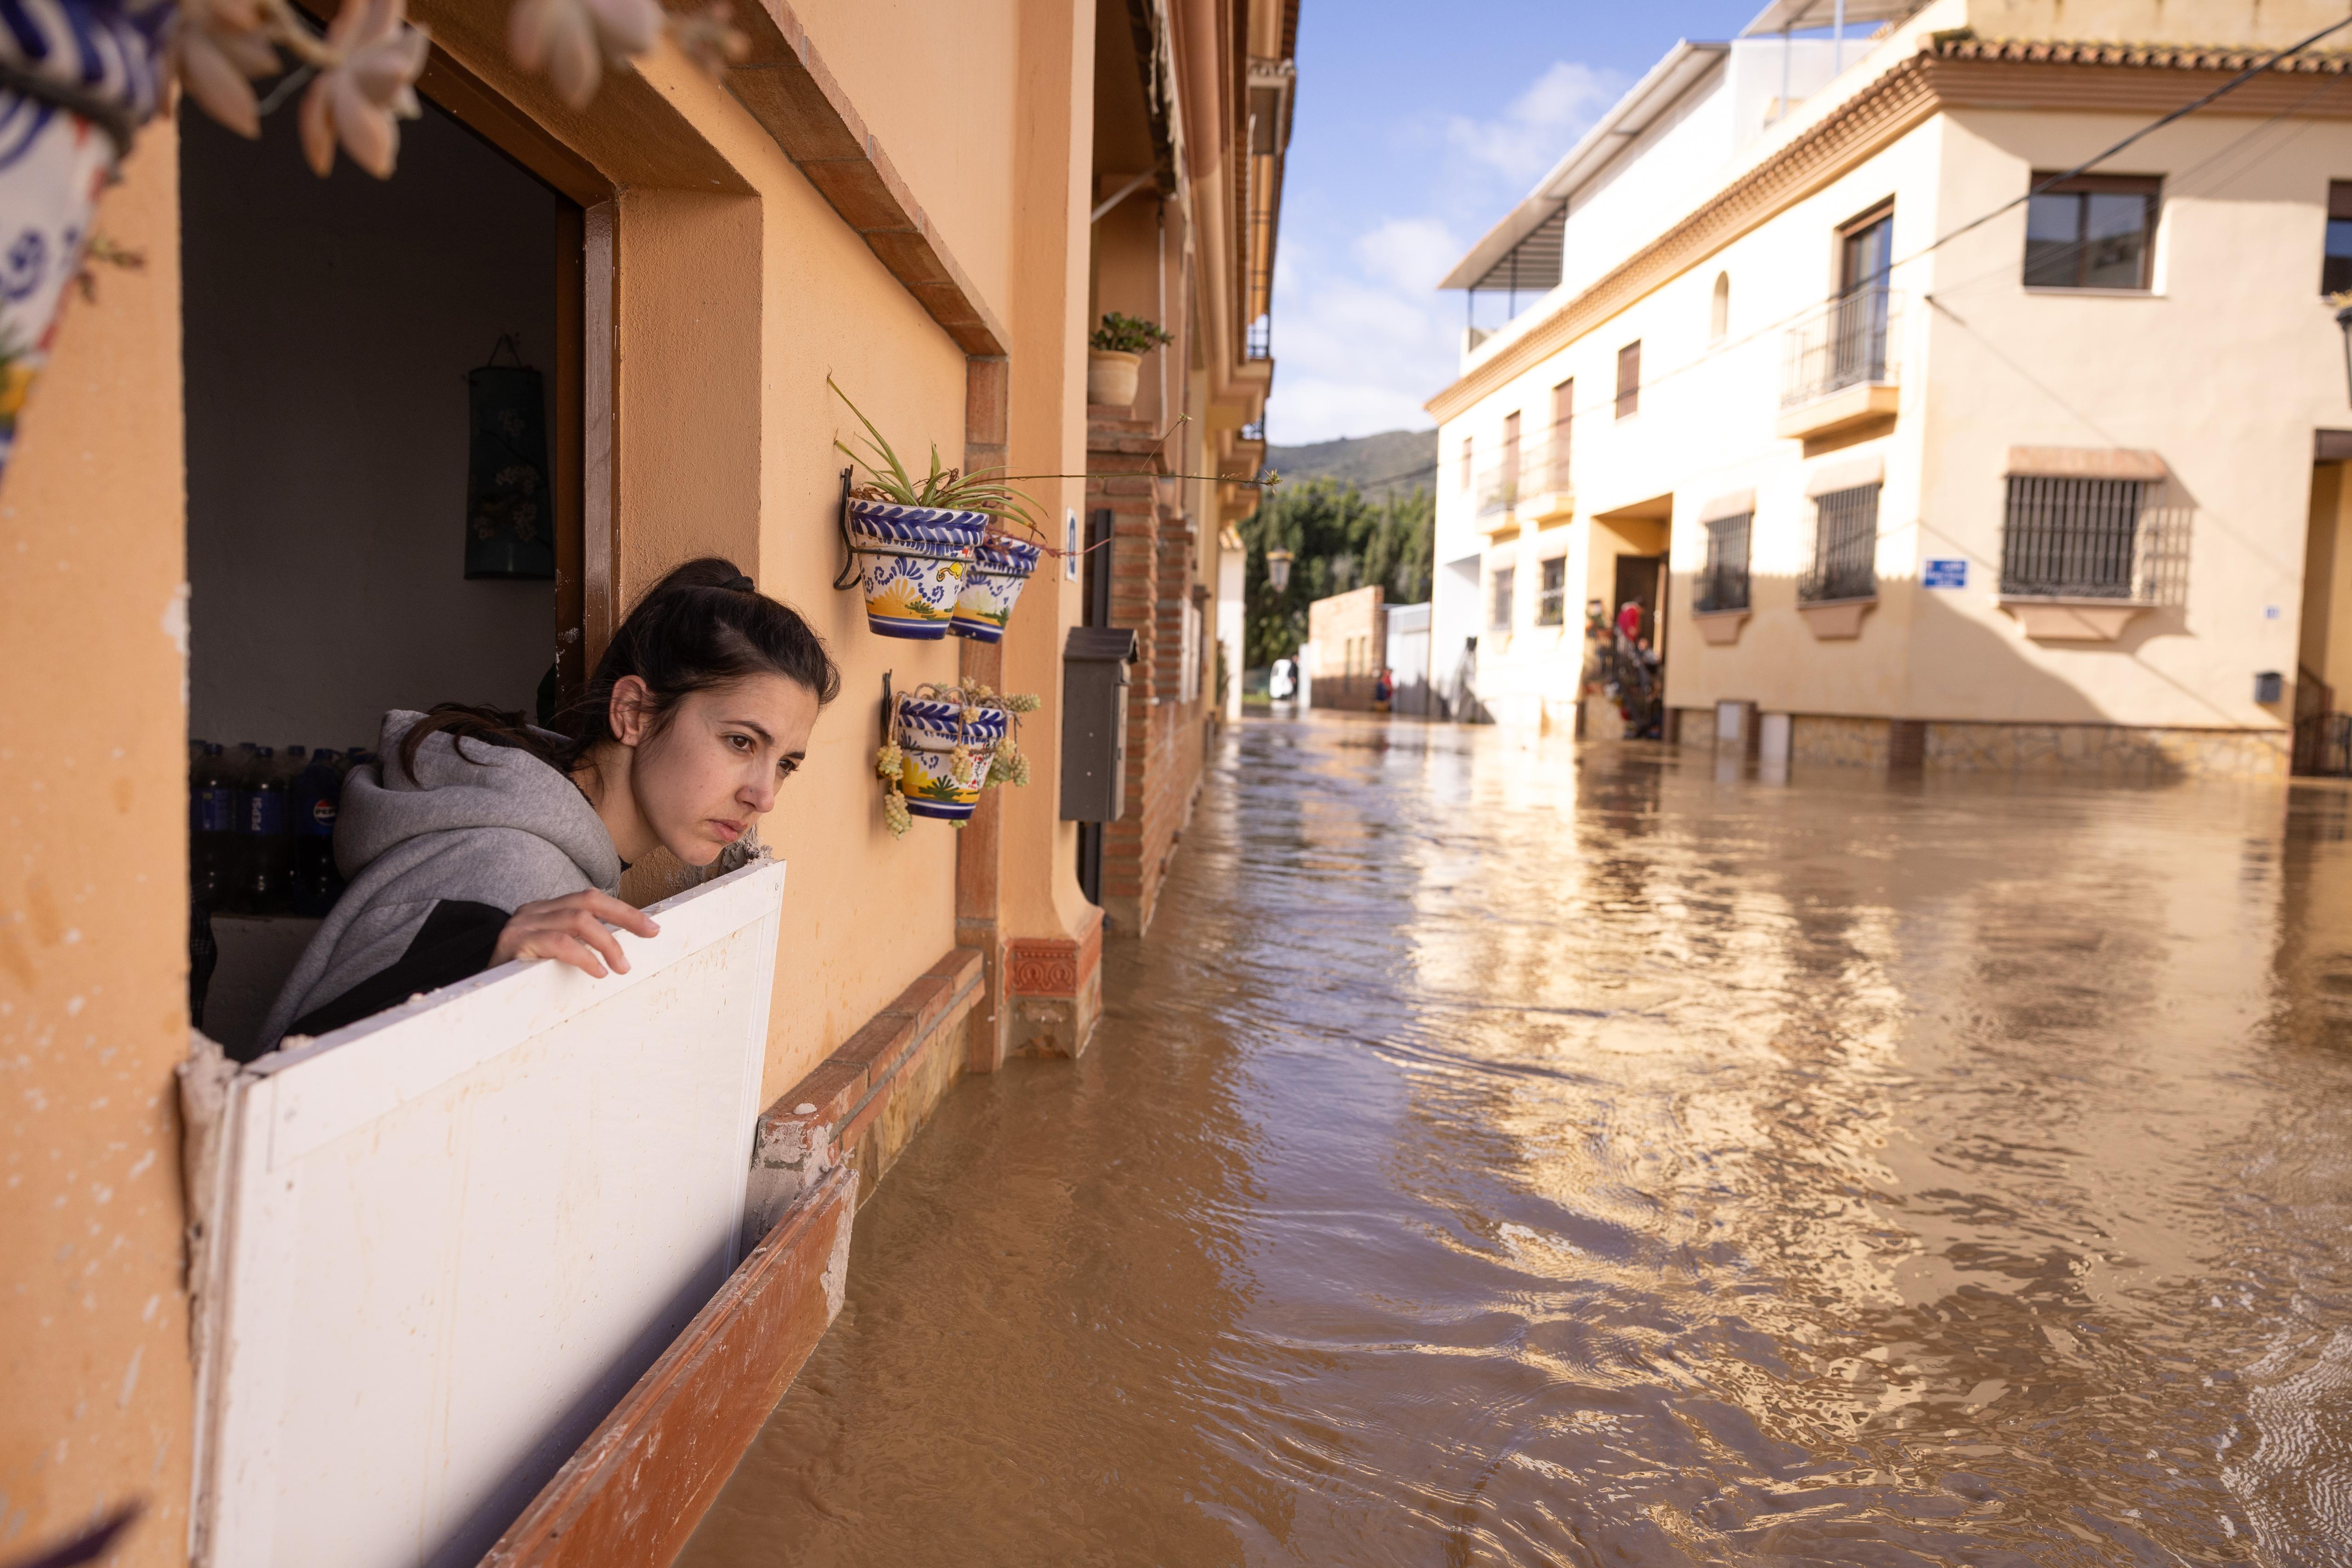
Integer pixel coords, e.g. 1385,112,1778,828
684,719,2352,1566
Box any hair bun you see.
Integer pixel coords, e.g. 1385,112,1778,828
723,574,755,593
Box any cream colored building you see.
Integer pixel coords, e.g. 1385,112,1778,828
1428,0,2352,777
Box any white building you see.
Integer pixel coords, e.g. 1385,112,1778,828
1428,0,2352,777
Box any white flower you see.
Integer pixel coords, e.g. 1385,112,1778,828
299,0,427,179
508,0,661,110
173,0,281,138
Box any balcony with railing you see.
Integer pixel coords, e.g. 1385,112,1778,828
1776,288,1902,441
1467,437,1572,531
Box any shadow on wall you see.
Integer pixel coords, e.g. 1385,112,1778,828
1674,569,2281,785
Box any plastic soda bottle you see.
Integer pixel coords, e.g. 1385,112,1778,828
235,745,288,914
188,742,236,910
290,748,344,917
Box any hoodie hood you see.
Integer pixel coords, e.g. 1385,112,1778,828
338,711,622,894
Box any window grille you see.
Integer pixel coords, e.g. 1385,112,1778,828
1698,513,1752,612
2001,476,2144,598
1489,566,1515,632
1801,485,1878,602
1536,556,1566,625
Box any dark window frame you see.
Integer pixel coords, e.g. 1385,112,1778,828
1536,555,1566,626
1615,340,1641,419
1697,512,1752,613
2324,181,2352,296
2024,172,2161,292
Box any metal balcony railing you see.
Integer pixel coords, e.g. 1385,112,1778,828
1245,314,1272,360
1781,287,1902,410
1470,440,1568,516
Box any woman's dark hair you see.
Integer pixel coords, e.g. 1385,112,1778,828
400,558,841,782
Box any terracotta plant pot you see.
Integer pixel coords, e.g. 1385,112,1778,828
1086,349,1141,408
892,696,1008,821
845,499,986,639
951,536,1044,643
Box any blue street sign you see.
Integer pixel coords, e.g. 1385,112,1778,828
1923,559,1968,589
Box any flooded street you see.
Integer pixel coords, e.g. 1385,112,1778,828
684,716,2352,1566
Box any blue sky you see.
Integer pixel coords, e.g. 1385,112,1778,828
1264,1,1763,444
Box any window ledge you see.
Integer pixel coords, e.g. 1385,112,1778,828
2021,286,2161,299
1796,597,1877,640
1775,379,1898,441
1998,595,2154,641
1691,607,1750,645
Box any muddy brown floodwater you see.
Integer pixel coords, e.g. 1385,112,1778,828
682,717,2352,1567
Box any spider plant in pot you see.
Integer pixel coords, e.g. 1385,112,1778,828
832,378,1043,639
1086,312,1174,408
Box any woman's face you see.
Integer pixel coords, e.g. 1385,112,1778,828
616,674,821,867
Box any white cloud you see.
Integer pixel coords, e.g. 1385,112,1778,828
1353,217,1461,294
1442,62,1622,185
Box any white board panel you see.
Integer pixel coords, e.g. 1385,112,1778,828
192,860,786,1568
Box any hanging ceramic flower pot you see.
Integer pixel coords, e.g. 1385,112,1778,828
891,695,1008,820
951,536,1045,643
845,499,986,639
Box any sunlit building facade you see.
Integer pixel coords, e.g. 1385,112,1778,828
1429,0,2352,777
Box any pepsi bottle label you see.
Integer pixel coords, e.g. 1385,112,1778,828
295,797,337,837
192,787,235,834
240,791,283,836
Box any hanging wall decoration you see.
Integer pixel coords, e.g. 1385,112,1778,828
464,334,554,580
0,2,166,489
876,682,1039,834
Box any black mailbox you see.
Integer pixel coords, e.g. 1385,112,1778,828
1061,626,1135,821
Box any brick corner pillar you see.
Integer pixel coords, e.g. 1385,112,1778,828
1086,412,1168,935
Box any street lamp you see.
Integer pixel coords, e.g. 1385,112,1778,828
1266,548,1294,593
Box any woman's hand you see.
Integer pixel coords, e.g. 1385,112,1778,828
492,890,660,979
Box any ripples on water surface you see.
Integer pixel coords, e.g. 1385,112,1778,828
684,719,2352,1566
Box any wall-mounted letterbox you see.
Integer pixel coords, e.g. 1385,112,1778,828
1061,626,1135,822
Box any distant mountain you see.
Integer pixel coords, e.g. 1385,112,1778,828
1265,429,1438,503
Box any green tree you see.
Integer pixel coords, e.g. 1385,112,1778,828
1238,478,1433,668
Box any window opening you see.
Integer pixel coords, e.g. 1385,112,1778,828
1699,513,1753,612
181,94,588,1059
1490,566,1516,631
1802,485,1879,603
2002,476,2144,598
1460,434,1474,491
1710,272,1730,343
2024,173,2159,290
2324,181,2352,295
1536,556,1566,626
1616,341,1641,419
1549,378,1572,492
1501,410,1521,510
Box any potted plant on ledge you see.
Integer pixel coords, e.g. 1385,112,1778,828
1087,313,1174,408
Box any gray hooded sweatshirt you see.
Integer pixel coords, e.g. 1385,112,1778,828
258,711,623,1052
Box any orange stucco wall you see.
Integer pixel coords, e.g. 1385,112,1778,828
0,127,197,1567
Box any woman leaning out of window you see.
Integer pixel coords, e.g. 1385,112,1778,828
256,557,842,1053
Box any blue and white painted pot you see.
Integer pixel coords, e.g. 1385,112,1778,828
892,696,1007,821
951,536,1044,642
0,2,164,488
846,499,985,639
